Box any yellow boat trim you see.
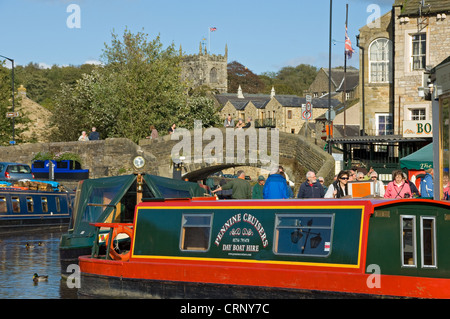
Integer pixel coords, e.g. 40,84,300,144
131,205,367,270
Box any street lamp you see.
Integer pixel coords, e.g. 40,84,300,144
0,55,16,145
327,0,333,154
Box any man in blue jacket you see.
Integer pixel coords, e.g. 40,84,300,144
420,168,434,198
263,169,290,199
297,171,325,198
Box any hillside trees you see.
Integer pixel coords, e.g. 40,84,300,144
259,64,318,96
227,61,265,94
50,29,219,143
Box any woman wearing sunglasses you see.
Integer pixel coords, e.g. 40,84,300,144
324,170,350,198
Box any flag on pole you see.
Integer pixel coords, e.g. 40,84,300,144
345,26,354,59
210,27,217,32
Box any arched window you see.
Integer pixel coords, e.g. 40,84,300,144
369,38,392,83
210,67,217,83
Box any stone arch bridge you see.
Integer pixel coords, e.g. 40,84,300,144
0,128,334,189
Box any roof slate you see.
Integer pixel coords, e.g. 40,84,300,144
395,0,450,17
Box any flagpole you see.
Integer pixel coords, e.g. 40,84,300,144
208,27,211,53
343,4,348,137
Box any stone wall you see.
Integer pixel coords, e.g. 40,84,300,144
0,138,158,179
0,129,335,188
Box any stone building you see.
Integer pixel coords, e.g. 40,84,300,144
357,0,450,136
216,88,339,136
306,67,359,102
181,44,228,94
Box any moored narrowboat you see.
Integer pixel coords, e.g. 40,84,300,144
78,197,450,298
59,173,206,276
0,181,74,233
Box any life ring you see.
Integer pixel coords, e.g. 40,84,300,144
109,224,133,261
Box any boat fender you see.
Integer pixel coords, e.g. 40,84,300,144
109,225,133,261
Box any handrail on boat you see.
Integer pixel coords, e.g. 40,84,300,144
89,221,133,261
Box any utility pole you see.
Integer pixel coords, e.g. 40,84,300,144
0,55,15,145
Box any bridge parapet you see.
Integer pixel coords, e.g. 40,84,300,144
0,129,334,188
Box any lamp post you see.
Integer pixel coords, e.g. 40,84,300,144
0,55,16,145
327,0,333,154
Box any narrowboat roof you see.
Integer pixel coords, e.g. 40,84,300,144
137,197,450,211
71,174,206,235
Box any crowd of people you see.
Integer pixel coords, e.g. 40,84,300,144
205,166,443,200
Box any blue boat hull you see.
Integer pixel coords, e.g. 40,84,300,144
0,188,74,233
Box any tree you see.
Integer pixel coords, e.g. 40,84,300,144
259,64,318,96
227,61,265,94
50,28,220,143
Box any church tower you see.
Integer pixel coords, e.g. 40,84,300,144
180,44,228,94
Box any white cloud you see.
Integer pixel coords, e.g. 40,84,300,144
38,62,52,69
84,60,103,66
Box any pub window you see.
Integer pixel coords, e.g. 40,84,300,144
180,214,212,251
26,197,34,213
274,214,333,257
401,216,416,267
41,197,48,213
287,110,292,119
0,197,6,213
12,197,20,213
421,216,436,268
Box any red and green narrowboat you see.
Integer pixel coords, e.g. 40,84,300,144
78,197,450,298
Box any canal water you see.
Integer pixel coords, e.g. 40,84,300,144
0,228,78,299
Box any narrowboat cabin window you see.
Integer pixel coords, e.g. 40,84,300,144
26,197,34,213
41,197,48,213
180,214,212,251
401,216,416,267
12,197,20,213
421,217,437,268
55,197,61,212
0,197,6,213
274,214,333,257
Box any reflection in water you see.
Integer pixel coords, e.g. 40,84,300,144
0,229,78,299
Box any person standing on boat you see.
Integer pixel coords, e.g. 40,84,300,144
324,170,350,198
212,170,251,199
384,170,412,199
78,131,89,141
262,168,290,199
252,175,265,199
297,171,324,198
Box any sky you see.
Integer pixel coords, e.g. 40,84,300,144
0,0,395,75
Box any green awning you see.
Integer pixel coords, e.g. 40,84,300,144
400,143,433,170
71,174,206,236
